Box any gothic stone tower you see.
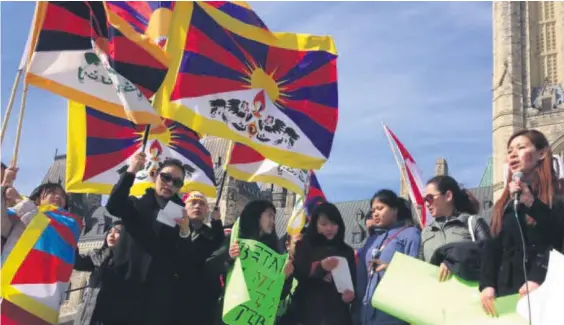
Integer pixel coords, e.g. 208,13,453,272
492,1,564,200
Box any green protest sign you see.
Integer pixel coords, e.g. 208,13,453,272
372,253,527,325
223,239,288,325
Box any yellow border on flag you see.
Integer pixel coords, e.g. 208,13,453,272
103,2,170,67
227,165,305,196
1,210,58,324
153,2,335,170
65,101,217,197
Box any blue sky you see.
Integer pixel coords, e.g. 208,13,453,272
1,1,493,202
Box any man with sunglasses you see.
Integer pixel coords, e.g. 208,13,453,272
106,152,201,325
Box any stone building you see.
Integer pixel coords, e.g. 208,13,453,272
492,1,564,200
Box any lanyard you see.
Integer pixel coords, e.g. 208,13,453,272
376,226,408,254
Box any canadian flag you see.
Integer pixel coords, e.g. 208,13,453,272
383,124,430,227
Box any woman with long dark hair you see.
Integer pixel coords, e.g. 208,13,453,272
420,175,490,281
282,202,356,325
207,200,293,324
480,129,564,316
74,221,137,325
353,190,421,325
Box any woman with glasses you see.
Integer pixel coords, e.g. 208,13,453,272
105,152,199,325
420,175,490,281
353,189,420,325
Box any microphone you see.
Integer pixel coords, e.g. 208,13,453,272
369,248,378,277
512,171,524,210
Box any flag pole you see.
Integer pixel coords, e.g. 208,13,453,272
215,140,234,210
1,19,34,145
381,122,423,227
10,84,30,167
0,70,23,144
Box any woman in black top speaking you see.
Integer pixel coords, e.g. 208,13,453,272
480,129,564,316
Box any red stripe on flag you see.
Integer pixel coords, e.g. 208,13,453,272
281,61,337,92
42,3,91,38
11,249,74,285
84,146,139,180
1,299,52,325
279,98,338,133
266,47,307,82
185,27,248,75
229,143,265,164
170,73,245,101
87,113,136,139
109,37,167,70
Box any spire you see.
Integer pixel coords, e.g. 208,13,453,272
434,158,449,176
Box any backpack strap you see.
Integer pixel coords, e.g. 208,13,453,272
468,216,476,242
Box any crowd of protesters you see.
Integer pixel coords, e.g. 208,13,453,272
1,128,563,325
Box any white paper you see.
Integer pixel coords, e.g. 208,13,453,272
517,250,564,325
331,256,354,294
156,201,184,228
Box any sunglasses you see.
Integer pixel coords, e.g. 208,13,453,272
159,172,184,188
424,193,441,204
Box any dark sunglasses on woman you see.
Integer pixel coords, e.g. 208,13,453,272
159,172,184,188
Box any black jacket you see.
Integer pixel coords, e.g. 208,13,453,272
73,247,142,325
105,172,195,325
479,197,564,296
174,219,225,325
282,238,356,325
430,241,484,282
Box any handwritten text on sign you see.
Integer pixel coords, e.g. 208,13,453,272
223,239,287,325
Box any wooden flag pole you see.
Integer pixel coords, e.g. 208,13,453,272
3,10,35,145
381,121,423,228
10,84,30,167
0,67,24,144
215,140,234,209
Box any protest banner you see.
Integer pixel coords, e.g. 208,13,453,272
372,253,527,325
223,239,288,325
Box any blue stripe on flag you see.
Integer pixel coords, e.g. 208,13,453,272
33,225,75,265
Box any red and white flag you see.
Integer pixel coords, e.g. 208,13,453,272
383,124,430,227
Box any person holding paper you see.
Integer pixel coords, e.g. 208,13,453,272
353,189,420,325
420,175,490,281
207,200,293,324
480,129,564,316
281,202,356,325
105,154,196,325
174,191,225,325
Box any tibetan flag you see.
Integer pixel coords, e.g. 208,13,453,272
227,142,307,195
203,1,269,31
66,101,216,197
155,1,338,170
305,172,327,217
25,1,170,125
1,205,82,325
383,124,429,226
104,1,176,48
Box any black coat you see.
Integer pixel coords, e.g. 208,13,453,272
479,197,564,296
174,219,225,325
73,247,141,325
105,172,195,325
282,238,356,325
430,241,484,282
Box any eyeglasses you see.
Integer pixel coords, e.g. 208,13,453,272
159,172,184,188
424,193,441,204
